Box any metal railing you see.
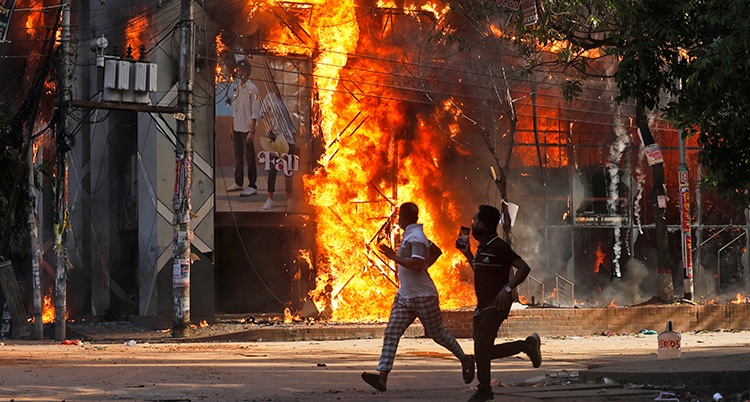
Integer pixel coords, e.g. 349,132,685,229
717,232,746,292
555,273,575,307
524,275,544,306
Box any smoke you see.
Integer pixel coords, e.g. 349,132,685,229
606,85,630,278
600,258,657,306
633,161,645,234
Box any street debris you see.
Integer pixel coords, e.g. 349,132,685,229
602,377,619,385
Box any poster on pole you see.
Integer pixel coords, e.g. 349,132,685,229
679,166,693,279
644,143,664,166
0,0,18,43
173,259,190,287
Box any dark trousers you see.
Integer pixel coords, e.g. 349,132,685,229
233,130,256,188
267,143,296,194
473,305,527,392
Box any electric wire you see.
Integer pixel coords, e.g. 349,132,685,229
7,7,679,142
200,29,623,98
55,1,664,129
210,67,671,132
197,15,624,95
191,38,674,130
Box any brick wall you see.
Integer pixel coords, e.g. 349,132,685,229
442,304,750,338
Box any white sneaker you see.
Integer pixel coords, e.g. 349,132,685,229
240,187,258,197
262,198,274,210
227,183,243,192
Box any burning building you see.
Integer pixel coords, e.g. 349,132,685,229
1,0,749,335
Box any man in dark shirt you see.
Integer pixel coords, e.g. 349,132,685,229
457,205,542,402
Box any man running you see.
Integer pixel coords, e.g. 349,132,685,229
457,204,542,402
361,202,475,391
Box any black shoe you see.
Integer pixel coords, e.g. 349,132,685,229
526,332,542,368
361,372,386,391
462,355,475,384
468,388,494,402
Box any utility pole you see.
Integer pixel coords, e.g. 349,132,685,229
676,61,694,301
636,102,674,302
172,0,194,338
29,143,43,340
54,0,72,341
678,132,694,300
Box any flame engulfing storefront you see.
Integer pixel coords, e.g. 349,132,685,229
2,0,748,331
207,0,748,321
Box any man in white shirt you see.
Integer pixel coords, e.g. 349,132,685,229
227,60,261,197
361,202,475,392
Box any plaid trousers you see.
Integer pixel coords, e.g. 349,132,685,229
376,294,466,372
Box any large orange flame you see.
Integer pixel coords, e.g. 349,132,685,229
254,0,603,322
257,0,478,321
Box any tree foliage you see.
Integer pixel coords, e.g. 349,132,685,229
664,0,750,207
534,0,750,207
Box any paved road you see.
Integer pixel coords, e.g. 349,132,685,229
0,330,748,401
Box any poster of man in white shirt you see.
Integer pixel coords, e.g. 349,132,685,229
215,54,312,214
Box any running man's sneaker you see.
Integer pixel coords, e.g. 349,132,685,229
526,332,542,368
262,198,274,210
462,354,475,384
361,372,386,392
240,187,258,197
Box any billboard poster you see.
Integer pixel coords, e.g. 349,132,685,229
0,0,18,43
215,54,312,215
